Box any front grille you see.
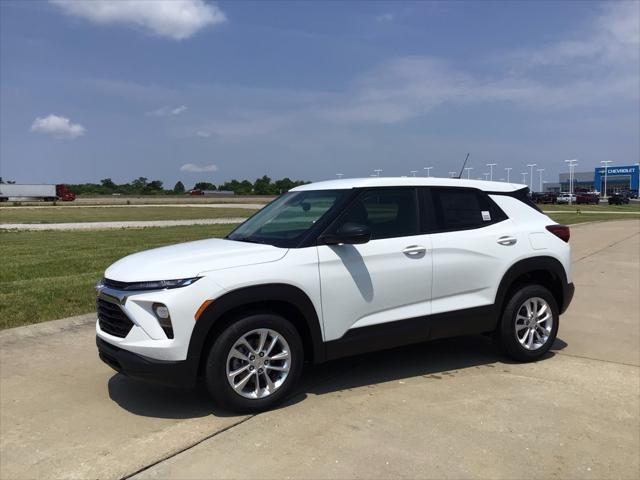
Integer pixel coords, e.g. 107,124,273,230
103,278,130,290
97,298,134,338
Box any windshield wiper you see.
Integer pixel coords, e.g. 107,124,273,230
231,236,267,244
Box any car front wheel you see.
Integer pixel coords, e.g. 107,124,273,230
204,313,303,412
497,284,559,362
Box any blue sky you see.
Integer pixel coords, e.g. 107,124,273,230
1,0,638,188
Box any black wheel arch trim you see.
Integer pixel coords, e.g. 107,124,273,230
495,256,573,315
187,283,326,368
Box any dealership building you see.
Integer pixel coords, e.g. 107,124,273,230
544,164,639,195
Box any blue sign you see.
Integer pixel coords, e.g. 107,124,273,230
593,165,639,192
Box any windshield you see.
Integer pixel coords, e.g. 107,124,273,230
227,190,346,247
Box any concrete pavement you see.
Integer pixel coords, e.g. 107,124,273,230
1,220,638,479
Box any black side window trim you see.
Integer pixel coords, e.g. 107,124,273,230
423,186,509,234
320,187,422,241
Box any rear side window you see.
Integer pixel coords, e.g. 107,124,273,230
336,188,419,240
429,187,507,232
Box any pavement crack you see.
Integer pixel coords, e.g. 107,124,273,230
120,415,255,480
119,364,357,479
573,231,639,264
555,351,639,368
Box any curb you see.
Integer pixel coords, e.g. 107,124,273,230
0,313,95,344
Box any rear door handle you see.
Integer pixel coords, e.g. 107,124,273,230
402,245,427,256
497,236,517,246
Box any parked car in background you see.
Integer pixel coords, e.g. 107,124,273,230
96,177,574,412
618,189,638,199
556,193,576,204
608,192,630,205
531,192,557,204
576,192,599,205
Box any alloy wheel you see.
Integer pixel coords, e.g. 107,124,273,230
514,297,553,351
226,328,291,399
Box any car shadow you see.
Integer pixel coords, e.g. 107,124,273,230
107,374,226,419
107,372,306,419
107,335,568,419
299,335,563,397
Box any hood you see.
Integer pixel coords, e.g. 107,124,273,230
105,238,288,282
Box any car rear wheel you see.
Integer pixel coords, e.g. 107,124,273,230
497,284,559,362
204,313,303,412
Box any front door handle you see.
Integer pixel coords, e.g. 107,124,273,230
497,236,518,246
402,245,427,256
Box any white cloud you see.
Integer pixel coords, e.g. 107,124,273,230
50,0,226,40
376,13,395,23
147,105,188,117
30,114,86,139
180,163,219,173
321,2,640,124
506,2,638,69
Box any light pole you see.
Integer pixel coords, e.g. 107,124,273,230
464,167,473,179
600,160,611,198
526,164,537,191
373,169,383,177
424,166,433,177
505,167,512,183
521,172,528,184
564,159,578,205
486,163,497,181
410,170,417,177
537,168,544,192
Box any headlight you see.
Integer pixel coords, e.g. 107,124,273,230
100,277,200,291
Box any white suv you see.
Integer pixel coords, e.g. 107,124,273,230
96,178,574,412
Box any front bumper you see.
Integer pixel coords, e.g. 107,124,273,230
96,336,197,388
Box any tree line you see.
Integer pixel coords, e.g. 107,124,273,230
65,176,309,196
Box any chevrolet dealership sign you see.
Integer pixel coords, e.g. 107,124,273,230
593,164,639,193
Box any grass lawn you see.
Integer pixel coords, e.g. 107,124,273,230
543,203,640,224
0,224,236,329
0,206,256,224
547,213,640,224
541,204,639,212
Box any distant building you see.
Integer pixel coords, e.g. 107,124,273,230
544,164,639,195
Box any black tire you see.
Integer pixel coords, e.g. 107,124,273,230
204,313,303,413
496,284,559,362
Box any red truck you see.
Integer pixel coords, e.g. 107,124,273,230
0,184,76,202
575,190,599,205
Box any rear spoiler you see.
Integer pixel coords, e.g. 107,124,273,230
486,187,542,213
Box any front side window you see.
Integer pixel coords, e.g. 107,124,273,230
333,188,419,240
227,190,345,247
430,187,506,231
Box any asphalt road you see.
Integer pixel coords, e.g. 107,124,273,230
1,220,638,479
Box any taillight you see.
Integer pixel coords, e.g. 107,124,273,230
546,224,570,242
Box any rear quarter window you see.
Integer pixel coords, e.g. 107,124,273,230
429,187,508,232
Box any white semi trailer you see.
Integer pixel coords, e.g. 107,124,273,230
0,184,75,202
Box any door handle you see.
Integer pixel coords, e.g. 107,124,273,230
402,245,427,256
497,236,517,246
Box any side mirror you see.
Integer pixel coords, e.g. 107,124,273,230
319,222,371,245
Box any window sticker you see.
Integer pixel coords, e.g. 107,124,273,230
481,210,491,221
